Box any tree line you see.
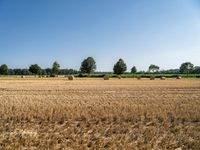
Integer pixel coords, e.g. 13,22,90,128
0,57,200,75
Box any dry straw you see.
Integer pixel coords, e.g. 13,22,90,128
150,76,155,80
160,77,166,80
68,75,75,80
104,75,109,80
0,78,199,149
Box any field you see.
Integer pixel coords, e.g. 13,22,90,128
0,78,200,149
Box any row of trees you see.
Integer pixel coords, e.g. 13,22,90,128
28,62,62,75
78,57,200,75
0,62,78,75
0,57,200,75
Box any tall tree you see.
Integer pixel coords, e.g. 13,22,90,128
113,59,127,74
149,64,159,73
0,64,8,75
52,61,60,75
180,62,194,74
80,57,96,74
29,64,42,75
131,66,137,74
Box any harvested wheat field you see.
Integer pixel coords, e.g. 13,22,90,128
0,78,200,149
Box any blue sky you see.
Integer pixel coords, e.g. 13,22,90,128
0,0,200,71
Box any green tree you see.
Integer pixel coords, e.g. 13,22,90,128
0,64,8,75
193,66,200,74
113,59,127,74
80,57,96,74
179,62,194,74
149,64,159,73
29,64,42,75
44,68,52,75
131,66,137,74
52,61,60,75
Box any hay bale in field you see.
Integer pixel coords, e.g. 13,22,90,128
176,76,182,79
50,75,56,77
160,77,166,80
150,76,155,80
137,76,141,80
68,75,75,80
104,75,109,80
21,76,25,78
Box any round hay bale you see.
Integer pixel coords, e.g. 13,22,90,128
104,75,109,80
50,75,57,77
68,75,75,80
176,76,182,79
160,77,166,80
21,75,25,78
150,76,155,80
137,76,141,80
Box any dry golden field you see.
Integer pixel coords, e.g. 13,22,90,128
0,78,200,149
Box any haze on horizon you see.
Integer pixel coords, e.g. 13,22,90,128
0,0,200,72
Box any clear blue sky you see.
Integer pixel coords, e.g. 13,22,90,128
0,0,200,71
